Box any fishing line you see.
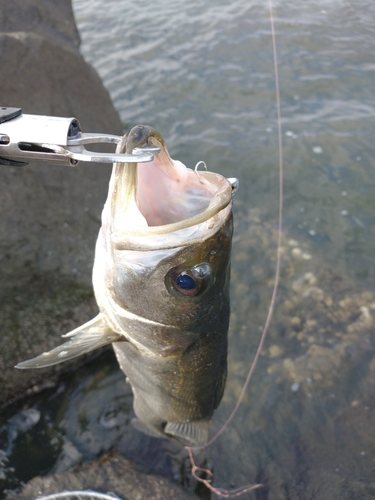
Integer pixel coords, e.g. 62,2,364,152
186,0,284,495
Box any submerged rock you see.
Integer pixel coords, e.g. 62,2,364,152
217,205,375,499
13,452,197,500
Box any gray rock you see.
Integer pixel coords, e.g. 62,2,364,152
0,277,101,405
0,0,81,49
0,0,123,297
0,0,123,404
13,452,197,500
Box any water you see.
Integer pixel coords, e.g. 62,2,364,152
71,0,374,285
1,0,375,498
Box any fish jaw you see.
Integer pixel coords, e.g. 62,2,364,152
135,137,214,227
103,125,234,248
114,124,216,227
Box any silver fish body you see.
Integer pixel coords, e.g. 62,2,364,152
17,125,236,446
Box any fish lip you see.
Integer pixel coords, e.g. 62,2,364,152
124,125,165,154
112,171,233,251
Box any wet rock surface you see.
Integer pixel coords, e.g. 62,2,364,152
0,0,123,297
0,0,123,404
13,452,197,500
0,0,81,49
0,276,99,407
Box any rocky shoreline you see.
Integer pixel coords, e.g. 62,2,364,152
0,0,122,405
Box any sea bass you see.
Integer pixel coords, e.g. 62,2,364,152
17,125,237,447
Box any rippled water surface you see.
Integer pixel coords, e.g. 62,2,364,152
1,0,374,498
72,0,374,284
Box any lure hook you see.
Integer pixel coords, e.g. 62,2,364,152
194,160,208,179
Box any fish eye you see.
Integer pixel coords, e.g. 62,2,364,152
176,273,196,291
166,263,212,297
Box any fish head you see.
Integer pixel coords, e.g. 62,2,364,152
94,125,236,357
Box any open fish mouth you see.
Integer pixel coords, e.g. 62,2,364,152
107,124,236,251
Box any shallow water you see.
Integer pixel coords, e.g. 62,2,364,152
1,0,375,498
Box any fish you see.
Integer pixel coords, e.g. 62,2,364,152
16,125,237,447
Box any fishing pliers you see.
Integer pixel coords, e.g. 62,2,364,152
0,107,159,167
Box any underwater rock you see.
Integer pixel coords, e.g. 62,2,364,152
262,394,375,500
13,452,197,500
219,209,375,499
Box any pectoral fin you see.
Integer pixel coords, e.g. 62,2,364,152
164,419,211,447
16,314,122,369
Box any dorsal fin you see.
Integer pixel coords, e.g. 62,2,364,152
16,314,122,369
